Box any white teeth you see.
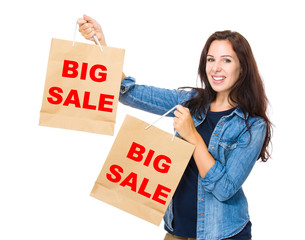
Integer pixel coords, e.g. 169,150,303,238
213,76,225,81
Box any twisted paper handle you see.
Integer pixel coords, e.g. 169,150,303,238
72,20,103,53
145,105,178,142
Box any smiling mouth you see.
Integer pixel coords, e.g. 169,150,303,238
212,76,226,84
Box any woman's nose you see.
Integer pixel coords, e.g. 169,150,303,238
212,62,222,72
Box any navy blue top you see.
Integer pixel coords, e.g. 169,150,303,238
165,108,252,239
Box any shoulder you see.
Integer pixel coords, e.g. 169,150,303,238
230,109,267,146
234,108,266,126
177,88,198,104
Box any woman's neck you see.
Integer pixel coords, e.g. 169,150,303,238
210,94,236,112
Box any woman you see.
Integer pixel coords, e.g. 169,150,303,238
78,15,272,240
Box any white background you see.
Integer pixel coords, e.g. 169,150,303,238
1,0,304,239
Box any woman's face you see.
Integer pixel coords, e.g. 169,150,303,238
206,40,241,97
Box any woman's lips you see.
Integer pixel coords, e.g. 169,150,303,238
212,75,226,84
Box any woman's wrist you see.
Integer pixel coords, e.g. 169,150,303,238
188,131,203,147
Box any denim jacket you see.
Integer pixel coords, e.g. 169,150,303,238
119,77,266,240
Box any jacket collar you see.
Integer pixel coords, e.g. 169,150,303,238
192,105,248,127
234,107,248,120
203,105,248,120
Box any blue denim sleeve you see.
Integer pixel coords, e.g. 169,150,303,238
119,76,192,116
201,119,267,202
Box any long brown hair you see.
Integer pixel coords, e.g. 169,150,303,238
185,30,272,162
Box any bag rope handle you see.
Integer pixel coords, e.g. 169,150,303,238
145,105,178,142
73,20,103,53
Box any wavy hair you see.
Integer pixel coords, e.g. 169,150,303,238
185,30,272,162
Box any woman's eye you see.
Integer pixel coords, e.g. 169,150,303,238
224,58,232,63
207,58,214,62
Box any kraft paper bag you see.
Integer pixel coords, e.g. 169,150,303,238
90,114,195,226
39,38,125,135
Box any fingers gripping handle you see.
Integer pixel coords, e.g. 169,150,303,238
73,19,103,53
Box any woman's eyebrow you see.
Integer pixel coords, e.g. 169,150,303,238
207,54,233,58
220,55,233,58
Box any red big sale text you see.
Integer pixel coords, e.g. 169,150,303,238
106,142,172,205
47,60,114,112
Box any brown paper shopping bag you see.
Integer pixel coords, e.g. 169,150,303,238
39,38,125,135
90,114,195,226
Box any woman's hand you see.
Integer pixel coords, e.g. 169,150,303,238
77,15,107,46
77,15,126,81
174,105,215,178
173,105,200,145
